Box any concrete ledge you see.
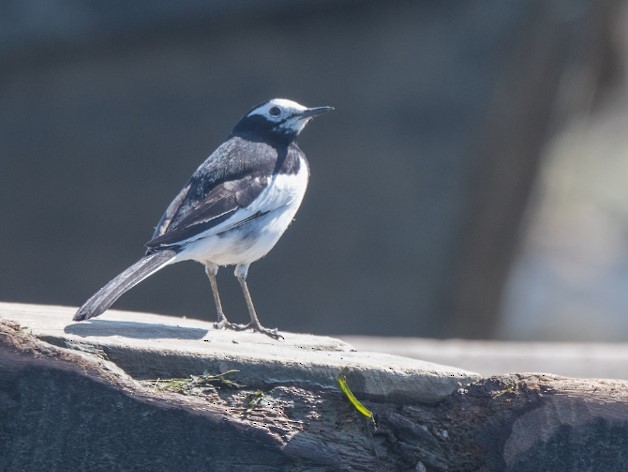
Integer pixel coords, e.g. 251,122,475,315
1,302,479,404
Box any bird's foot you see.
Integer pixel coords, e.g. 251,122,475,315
213,318,248,331
212,315,283,340
236,322,284,340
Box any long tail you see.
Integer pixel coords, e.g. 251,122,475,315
73,249,177,321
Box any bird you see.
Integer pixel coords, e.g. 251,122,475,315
73,98,333,339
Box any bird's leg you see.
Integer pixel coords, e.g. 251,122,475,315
205,263,245,330
234,264,283,340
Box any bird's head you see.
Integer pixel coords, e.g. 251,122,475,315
231,98,333,144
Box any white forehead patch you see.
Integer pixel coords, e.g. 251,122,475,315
246,98,307,120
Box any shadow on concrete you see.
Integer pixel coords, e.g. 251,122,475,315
65,320,207,340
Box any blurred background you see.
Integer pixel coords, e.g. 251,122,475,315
2,0,628,343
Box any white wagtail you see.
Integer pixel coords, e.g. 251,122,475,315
73,98,333,339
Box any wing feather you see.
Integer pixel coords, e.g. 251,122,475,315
145,137,280,251
146,174,268,248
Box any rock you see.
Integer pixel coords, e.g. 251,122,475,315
1,302,479,404
2,303,628,471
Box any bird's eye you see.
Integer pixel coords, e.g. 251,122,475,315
269,107,281,116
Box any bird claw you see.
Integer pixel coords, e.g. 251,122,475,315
212,318,283,340
212,318,247,331
237,322,284,340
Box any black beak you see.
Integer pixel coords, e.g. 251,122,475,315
300,106,334,119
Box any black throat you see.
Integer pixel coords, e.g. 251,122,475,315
230,114,297,147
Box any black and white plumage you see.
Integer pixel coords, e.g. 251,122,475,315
73,98,333,339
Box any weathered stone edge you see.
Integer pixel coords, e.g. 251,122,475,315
40,334,479,404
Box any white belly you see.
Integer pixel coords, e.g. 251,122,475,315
174,160,309,266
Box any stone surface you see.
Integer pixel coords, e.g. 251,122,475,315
2,315,628,471
1,302,479,404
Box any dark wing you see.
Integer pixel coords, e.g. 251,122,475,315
151,183,192,240
146,174,268,248
146,136,280,251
